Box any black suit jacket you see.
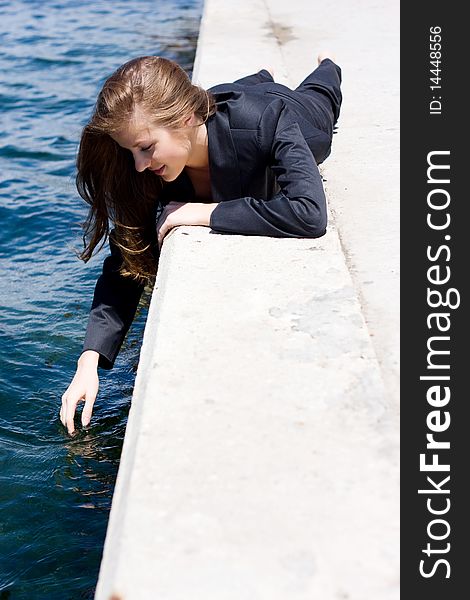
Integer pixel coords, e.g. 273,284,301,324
82,65,340,369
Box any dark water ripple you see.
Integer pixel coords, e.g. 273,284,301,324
0,0,202,598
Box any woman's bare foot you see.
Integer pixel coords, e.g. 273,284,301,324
317,51,335,65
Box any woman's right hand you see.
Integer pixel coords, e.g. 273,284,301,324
60,350,100,435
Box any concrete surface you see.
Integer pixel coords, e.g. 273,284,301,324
95,0,400,598
194,0,400,405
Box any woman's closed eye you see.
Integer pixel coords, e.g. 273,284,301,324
140,144,153,152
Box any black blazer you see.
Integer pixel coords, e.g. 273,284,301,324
82,61,342,369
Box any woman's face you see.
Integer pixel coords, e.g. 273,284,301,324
111,109,193,182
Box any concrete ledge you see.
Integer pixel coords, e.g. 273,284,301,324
95,227,398,600
95,0,399,598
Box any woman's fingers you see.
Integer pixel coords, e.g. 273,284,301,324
156,217,169,247
156,209,173,245
156,202,187,247
81,392,96,428
60,390,95,434
65,394,83,435
156,212,168,247
60,393,70,428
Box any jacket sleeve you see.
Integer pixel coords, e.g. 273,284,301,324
81,232,146,370
209,105,327,238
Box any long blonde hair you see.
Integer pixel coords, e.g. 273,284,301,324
77,56,216,284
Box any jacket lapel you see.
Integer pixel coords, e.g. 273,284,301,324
207,104,242,202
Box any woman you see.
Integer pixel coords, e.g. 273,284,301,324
60,53,342,434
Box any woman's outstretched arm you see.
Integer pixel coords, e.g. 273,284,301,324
60,232,147,434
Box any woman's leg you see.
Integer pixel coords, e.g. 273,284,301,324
233,68,274,86
295,56,343,125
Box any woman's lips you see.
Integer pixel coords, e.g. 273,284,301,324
151,165,165,176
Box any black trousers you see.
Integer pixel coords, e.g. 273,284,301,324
234,58,342,143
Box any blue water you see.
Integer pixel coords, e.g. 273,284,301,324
0,1,202,597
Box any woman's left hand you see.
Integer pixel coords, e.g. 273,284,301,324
156,201,218,247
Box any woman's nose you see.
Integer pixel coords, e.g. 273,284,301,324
134,154,150,172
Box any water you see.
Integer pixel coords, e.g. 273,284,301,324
0,1,202,597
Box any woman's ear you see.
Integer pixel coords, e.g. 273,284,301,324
184,112,197,127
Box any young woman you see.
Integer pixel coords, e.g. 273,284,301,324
60,53,342,434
